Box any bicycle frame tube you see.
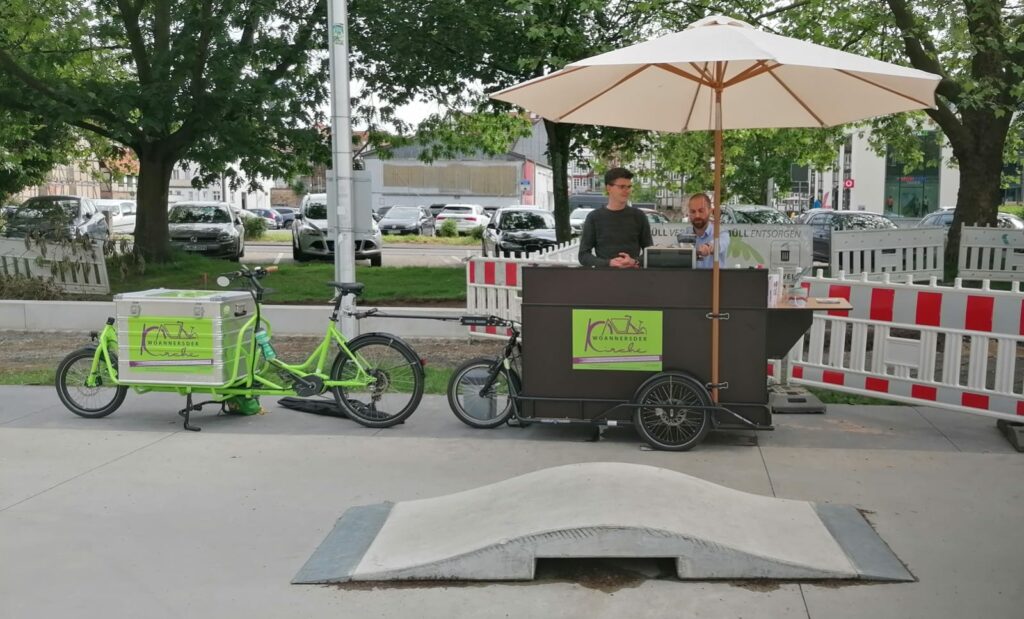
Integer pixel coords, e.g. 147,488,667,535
92,294,375,397
87,324,120,388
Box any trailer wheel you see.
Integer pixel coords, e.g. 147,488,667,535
632,371,711,451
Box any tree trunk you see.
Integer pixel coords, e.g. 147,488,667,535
133,144,177,262
943,112,1010,279
544,120,574,243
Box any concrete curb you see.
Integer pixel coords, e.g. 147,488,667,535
0,300,467,338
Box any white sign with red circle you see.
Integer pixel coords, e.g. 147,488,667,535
843,178,855,189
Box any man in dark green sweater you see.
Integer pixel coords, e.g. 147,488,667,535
578,167,654,268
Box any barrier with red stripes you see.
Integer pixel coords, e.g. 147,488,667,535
464,241,581,339
465,258,522,338
779,272,1024,422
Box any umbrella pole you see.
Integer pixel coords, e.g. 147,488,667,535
711,85,723,403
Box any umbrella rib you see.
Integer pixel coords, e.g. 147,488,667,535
722,60,779,88
836,69,933,107
689,62,716,84
493,66,586,97
654,63,714,131
766,68,826,127
682,76,703,131
556,65,651,121
654,63,714,87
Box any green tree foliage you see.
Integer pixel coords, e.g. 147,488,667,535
349,0,738,241
0,0,331,261
0,107,78,204
779,0,1024,276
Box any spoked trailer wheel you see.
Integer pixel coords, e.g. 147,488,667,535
632,371,712,451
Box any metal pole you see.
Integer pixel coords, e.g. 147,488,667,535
711,71,723,404
327,0,357,336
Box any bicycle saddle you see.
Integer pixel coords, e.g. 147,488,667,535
328,282,365,296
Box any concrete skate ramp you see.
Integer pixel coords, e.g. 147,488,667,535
294,462,911,583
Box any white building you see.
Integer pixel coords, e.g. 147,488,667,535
809,128,960,216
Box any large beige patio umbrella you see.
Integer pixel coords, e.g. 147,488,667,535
491,15,940,402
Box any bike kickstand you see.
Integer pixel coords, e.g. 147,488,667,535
177,392,202,432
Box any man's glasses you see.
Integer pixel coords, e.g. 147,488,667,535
610,184,633,189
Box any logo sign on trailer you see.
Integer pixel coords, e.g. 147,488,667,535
843,178,855,189
572,309,663,371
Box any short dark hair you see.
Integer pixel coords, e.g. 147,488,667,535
604,167,633,186
688,193,712,208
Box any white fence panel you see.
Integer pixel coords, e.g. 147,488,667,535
831,228,944,281
958,225,1024,281
0,238,110,294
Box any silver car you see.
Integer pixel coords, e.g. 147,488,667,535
292,193,383,266
167,201,245,261
3,195,110,242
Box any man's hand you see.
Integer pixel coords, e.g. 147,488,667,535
609,252,639,268
698,243,713,258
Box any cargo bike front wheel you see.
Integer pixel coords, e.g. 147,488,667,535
56,347,128,418
330,334,425,428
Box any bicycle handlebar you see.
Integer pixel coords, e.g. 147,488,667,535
219,265,276,281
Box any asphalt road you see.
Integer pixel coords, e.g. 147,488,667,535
246,242,479,267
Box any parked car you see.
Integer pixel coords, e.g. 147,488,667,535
917,210,1024,230
427,203,447,219
730,204,791,224
373,205,395,220
95,199,137,234
248,207,284,229
3,195,110,242
167,201,244,261
639,208,670,225
435,204,489,234
379,206,435,236
795,210,898,263
292,193,383,266
569,207,591,236
482,207,557,257
272,205,297,228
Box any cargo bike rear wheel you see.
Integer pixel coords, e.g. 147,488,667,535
330,334,425,428
632,371,712,451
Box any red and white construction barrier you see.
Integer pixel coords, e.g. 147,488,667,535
465,258,522,338
782,272,1023,421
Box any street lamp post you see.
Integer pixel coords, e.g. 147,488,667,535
326,0,357,336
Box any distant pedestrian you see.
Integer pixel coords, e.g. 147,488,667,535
812,195,821,210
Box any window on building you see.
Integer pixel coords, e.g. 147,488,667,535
884,131,941,217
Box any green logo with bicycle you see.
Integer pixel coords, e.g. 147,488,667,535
127,317,214,373
572,309,663,371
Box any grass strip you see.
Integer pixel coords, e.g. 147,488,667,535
104,254,466,304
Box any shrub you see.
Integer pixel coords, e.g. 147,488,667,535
0,274,66,300
469,225,485,240
243,216,267,240
437,219,458,237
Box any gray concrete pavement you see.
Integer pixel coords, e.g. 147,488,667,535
1,386,1021,618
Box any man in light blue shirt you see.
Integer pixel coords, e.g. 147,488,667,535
686,193,729,269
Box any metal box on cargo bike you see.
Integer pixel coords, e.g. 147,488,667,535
114,289,256,387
